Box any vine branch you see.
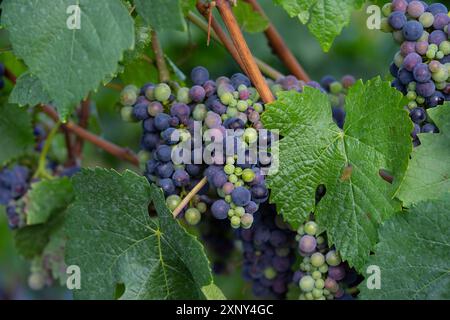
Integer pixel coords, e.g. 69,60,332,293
215,0,274,103
243,0,310,82
74,97,91,158
151,31,170,82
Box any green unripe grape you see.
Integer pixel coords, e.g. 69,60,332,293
236,100,248,112
432,67,449,83
246,99,253,105
426,49,436,59
303,257,310,264
120,85,139,106
185,208,201,226
174,164,185,171
394,51,404,68
407,82,416,91
154,83,171,102
264,267,277,280
28,273,45,291
224,194,231,203
408,101,418,109
323,289,330,296
243,128,258,144
297,225,305,235
326,294,334,300
228,174,238,183
196,202,207,213
177,87,191,104
330,81,343,94
305,292,314,300
428,44,438,52
216,188,226,198
138,151,151,167
406,91,417,101
121,106,135,122
299,275,315,292
316,235,325,245
193,104,208,121
242,168,256,183
238,84,248,92
315,279,325,289
166,195,181,211
381,3,391,17
230,215,241,228
229,98,238,107
226,107,239,118
299,294,306,300
227,209,235,218
299,262,306,271
241,213,254,229
312,271,322,280
234,167,243,176
440,41,450,55
318,264,328,274
226,157,235,165
416,96,425,104
312,288,323,299
224,164,235,175
233,91,239,99
304,221,318,236
304,264,312,272
325,250,341,266
235,207,245,217
436,51,444,60
392,31,404,44
234,180,245,187
271,84,283,96
436,82,447,90
419,12,434,28
221,114,229,121
380,18,392,33
253,103,264,113
220,92,233,105
311,252,325,267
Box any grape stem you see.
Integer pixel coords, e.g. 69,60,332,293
34,121,61,180
172,177,208,218
40,105,140,167
151,31,170,83
243,0,310,82
188,10,283,80
215,0,275,103
74,97,91,159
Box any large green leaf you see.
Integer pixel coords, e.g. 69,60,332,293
359,194,450,300
65,169,221,300
0,102,34,165
273,0,365,52
233,0,269,33
26,178,74,225
134,0,186,32
396,105,450,207
1,0,135,120
262,78,411,270
9,72,51,107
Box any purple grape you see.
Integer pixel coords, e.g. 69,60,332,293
278,75,299,90
409,107,427,124
388,11,407,30
433,13,450,30
426,3,448,15
211,200,230,220
400,41,416,57
141,133,160,151
415,41,428,55
407,1,425,18
158,178,175,195
155,145,172,163
429,30,446,45
232,187,252,206
421,123,439,133
156,162,174,178
170,103,191,123
402,52,422,71
413,63,431,83
132,102,150,120
402,21,424,41
392,0,408,12
231,73,251,88
245,201,259,214
328,265,346,281
191,66,209,85
203,80,216,97
250,184,269,204
189,85,206,103
398,68,414,85
299,235,317,253
154,113,171,131
416,81,436,97
212,170,228,188
172,169,190,187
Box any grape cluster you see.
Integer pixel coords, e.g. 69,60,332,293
0,63,5,90
238,203,297,299
0,165,31,229
294,219,359,300
381,0,449,145
120,67,271,229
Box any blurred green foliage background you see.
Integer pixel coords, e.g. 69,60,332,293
0,0,421,299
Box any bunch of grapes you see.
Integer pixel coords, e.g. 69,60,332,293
293,219,360,300
120,67,271,229
0,63,5,90
238,203,297,299
381,0,449,145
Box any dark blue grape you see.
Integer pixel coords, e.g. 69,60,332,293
245,201,259,214
320,75,336,92
158,178,176,195
251,184,269,204
402,21,424,41
391,78,406,94
411,123,421,139
390,63,400,78
426,92,445,108
172,169,190,187
398,68,414,85
416,81,436,97
141,133,160,151
232,187,251,206
223,117,245,130
155,145,172,163
146,159,159,174
426,3,448,15
388,12,407,30
413,63,431,83
231,73,251,88
143,118,157,133
154,113,171,131
191,66,209,85
272,256,291,272
429,30,446,45
421,123,439,133
409,107,427,124
270,230,288,247
161,128,179,145
212,170,228,188
132,102,150,120
156,162,174,178
211,200,230,220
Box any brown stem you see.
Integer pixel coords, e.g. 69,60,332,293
379,169,394,184
151,31,170,82
74,97,91,158
188,11,283,80
4,68,17,84
105,82,124,92
243,0,310,82
40,105,139,167
63,128,77,166
216,0,274,103
172,177,208,218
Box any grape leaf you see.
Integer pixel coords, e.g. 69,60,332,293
134,0,186,32
233,0,269,33
396,104,450,207
9,72,52,107
273,0,365,52
359,194,450,300
0,102,34,165
1,0,135,120
26,178,74,226
262,78,411,270
65,169,222,300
